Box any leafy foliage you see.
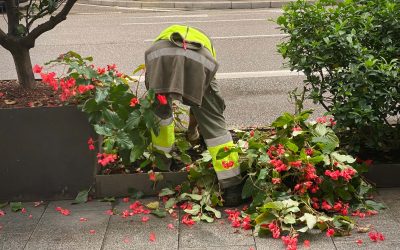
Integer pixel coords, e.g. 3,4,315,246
277,0,400,154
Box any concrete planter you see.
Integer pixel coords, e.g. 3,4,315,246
95,172,188,197
364,163,400,188
0,105,97,201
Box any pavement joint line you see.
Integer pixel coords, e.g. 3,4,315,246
74,3,178,12
99,213,112,250
122,18,267,25
144,34,287,42
129,14,209,18
22,203,49,250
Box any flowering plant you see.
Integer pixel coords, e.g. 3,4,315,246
35,51,176,173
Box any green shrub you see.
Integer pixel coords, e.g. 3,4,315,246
277,0,400,156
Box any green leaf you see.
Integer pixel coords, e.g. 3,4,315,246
130,146,145,162
285,141,299,152
116,131,134,149
0,202,8,208
72,189,89,204
272,113,294,128
364,200,386,211
126,110,141,130
181,193,202,201
257,169,268,180
258,154,270,164
94,125,113,136
151,209,167,218
128,188,144,199
95,88,108,103
132,64,145,75
10,202,23,212
158,188,175,197
315,123,328,136
204,205,221,218
82,98,99,113
298,226,309,233
283,214,296,224
103,109,124,129
299,213,317,229
184,204,201,215
262,201,284,210
146,201,160,210
241,177,255,199
200,214,214,223
165,198,176,209
331,152,356,163
100,197,116,202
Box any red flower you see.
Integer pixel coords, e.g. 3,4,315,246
0,210,5,216
289,160,302,168
60,209,71,216
325,170,340,180
326,228,335,237
368,231,385,242
305,148,314,156
272,178,281,184
105,209,114,215
149,172,156,181
21,208,27,214
303,240,310,248
97,153,118,166
32,64,43,74
250,130,255,137
316,116,327,124
292,126,302,131
149,232,156,242
122,197,130,203
89,229,96,235
321,200,332,211
107,64,117,71
167,223,175,229
141,216,150,222
182,214,195,226
130,97,139,107
80,217,88,222
88,144,95,151
157,94,168,105
356,239,363,246
97,67,106,75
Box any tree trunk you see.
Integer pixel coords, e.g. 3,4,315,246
11,45,35,89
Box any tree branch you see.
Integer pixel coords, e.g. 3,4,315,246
23,0,77,47
0,27,14,50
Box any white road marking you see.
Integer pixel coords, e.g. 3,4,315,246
130,70,303,82
144,33,286,42
129,14,209,19
122,18,266,25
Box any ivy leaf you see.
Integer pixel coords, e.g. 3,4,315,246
299,213,317,229
72,189,89,204
10,202,23,212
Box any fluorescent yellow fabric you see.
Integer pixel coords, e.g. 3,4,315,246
207,141,239,174
151,122,175,150
154,24,216,58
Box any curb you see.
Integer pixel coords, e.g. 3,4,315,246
77,0,301,9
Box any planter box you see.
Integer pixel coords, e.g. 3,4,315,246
364,163,400,188
0,105,97,201
95,172,188,197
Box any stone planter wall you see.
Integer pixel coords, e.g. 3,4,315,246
364,163,400,188
0,106,97,201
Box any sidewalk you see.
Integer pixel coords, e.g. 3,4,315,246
77,0,303,10
0,188,399,249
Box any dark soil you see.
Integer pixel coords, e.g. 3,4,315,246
0,80,62,108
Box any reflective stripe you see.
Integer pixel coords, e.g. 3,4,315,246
204,132,232,147
157,116,174,126
154,144,173,153
146,47,217,72
215,167,241,180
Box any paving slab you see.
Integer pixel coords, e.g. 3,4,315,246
24,210,110,250
47,200,112,213
180,246,256,250
0,233,29,250
101,211,179,249
179,211,255,248
335,240,400,250
0,205,45,234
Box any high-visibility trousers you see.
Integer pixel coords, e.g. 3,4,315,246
151,80,242,189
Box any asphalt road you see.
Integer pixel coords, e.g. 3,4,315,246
0,4,325,126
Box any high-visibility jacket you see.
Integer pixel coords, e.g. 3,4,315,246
154,24,216,58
